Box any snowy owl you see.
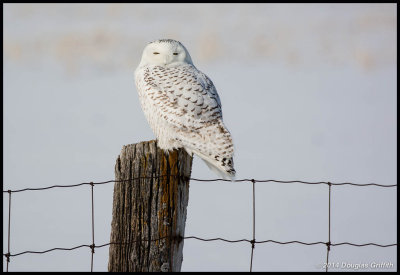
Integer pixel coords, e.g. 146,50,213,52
134,39,235,179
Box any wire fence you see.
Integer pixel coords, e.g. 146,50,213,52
3,176,397,272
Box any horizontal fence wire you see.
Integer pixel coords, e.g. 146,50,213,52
4,237,398,258
2,176,397,193
3,176,397,272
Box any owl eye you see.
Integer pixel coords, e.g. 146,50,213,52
173,52,178,55
153,52,160,55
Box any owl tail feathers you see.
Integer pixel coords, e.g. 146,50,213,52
203,159,236,181
183,147,236,180
193,152,235,181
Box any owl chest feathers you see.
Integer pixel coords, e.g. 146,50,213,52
135,65,223,146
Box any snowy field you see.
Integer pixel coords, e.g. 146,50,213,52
3,4,397,271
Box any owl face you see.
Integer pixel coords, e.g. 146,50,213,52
138,39,193,67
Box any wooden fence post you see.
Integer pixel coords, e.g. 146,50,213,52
108,140,193,272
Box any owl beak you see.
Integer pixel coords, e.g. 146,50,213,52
163,56,170,65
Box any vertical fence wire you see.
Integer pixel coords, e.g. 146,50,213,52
90,182,95,272
326,183,331,272
6,190,12,272
250,179,256,272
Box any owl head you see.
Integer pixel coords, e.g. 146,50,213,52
138,39,193,68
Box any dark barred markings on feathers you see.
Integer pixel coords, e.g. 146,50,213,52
150,39,183,45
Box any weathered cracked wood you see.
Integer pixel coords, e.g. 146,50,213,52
108,140,193,272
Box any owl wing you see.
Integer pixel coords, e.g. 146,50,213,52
141,64,223,131
137,64,235,179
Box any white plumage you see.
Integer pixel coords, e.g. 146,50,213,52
134,39,235,179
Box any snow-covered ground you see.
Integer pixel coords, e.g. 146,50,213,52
3,4,396,271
